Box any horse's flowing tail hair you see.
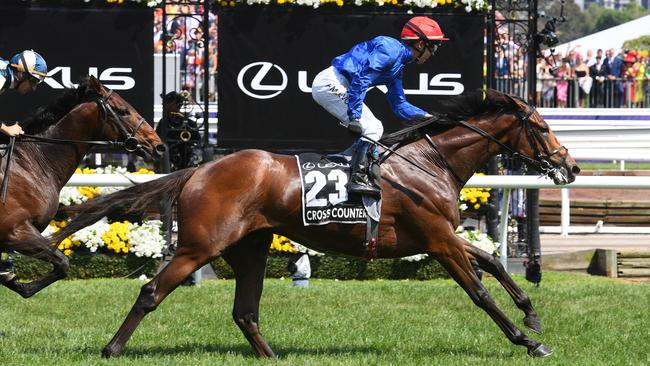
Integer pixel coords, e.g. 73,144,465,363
50,167,197,246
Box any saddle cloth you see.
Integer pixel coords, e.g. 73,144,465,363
296,153,368,226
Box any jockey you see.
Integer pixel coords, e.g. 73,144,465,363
311,16,449,196
0,49,47,284
0,49,49,138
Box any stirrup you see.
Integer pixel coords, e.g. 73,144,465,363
0,271,16,283
348,181,380,196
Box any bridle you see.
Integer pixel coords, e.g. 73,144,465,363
1,87,148,203
19,87,146,153
95,88,147,153
423,104,568,183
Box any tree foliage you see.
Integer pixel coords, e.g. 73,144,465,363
623,35,650,52
539,0,650,43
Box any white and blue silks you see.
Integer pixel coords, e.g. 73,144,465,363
312,36,428,141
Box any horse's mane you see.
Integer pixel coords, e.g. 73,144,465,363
379,89,522,146
22,77,101,135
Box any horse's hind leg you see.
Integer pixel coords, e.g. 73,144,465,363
222,230,276,358
465,244,543,334
431,235,552,357
101,247,212,358
2,224,69,298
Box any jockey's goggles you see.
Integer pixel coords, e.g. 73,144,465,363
425,40,442,54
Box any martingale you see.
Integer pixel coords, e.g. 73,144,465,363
296,153,368,225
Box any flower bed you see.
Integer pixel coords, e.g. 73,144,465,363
45,167,167,260
36,167,495,279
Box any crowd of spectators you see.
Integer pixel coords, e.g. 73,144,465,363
495,41,650,108
154,4,218,102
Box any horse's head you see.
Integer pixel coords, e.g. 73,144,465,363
502,94,580,185
86,76,165,160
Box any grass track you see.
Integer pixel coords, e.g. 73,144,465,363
1,273,649,366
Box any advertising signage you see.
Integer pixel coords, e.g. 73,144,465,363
218,8,485,151
0,5,153,123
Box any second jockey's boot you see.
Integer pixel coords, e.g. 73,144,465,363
348,140,380,196
0,271,16,284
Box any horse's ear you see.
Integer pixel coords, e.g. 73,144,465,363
87,75,102,91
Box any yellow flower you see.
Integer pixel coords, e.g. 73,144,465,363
103,221,132,254
63,249,73,256
269,234,296,253
134,168,155,175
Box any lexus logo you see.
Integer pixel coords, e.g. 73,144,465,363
237,62,288,99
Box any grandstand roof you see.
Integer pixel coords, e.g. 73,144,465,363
552,14,650,56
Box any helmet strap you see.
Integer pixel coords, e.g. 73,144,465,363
404,21,430,62
20,52,30,77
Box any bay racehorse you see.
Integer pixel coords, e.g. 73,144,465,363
53,89,580,358
0,76,163,297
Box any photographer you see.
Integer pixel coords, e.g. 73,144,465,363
156,91,201,171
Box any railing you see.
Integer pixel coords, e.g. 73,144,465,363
495,77,650,108
66,174,650,270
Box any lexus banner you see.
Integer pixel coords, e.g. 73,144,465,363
218,8,485,151
0,5,153,123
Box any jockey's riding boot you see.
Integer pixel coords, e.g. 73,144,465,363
0,271,16,284
348,140,380,196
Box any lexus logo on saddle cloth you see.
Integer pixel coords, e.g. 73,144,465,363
237,62,288,99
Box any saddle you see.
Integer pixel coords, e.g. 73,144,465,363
296,148,381,259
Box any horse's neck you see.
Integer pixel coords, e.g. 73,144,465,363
35,106,99,187
422,117,512,186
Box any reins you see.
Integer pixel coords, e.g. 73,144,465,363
0,86,147,204
18,133,126,149
373,103,567,186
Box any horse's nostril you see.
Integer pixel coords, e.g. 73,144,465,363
572,165,581,175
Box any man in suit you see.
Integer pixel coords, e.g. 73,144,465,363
589,50,609,107
605,48,624,107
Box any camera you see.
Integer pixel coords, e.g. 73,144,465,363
159,91,203,169
536,20,559,47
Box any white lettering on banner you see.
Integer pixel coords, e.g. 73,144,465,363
237,62,288,99
45,67,136,90
375,73,464,95
243,63,465,98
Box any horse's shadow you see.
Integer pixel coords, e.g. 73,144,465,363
60,342,514,359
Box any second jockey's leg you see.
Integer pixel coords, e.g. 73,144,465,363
311,66,383,195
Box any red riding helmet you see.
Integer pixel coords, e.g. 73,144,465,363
400,16,449,41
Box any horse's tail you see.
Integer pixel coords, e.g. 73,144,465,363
50,167,197,246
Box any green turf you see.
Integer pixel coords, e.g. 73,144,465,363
576,162,650,170
1,273,648,365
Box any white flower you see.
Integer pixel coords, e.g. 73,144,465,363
401,253,429,262
292,242,323,257
72,217,110,252
41,224,58,237
457,227,498,255
59,187,88,206
128,220,167,258
138,274,149,281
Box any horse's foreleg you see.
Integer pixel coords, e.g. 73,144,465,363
432,239,552,357
2,227,69,298
102,249,210,358
222,230,275,358
465,244,543,334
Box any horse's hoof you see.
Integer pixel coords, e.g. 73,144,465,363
528,344,553,357
101,345,122,358
523,315,544,334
